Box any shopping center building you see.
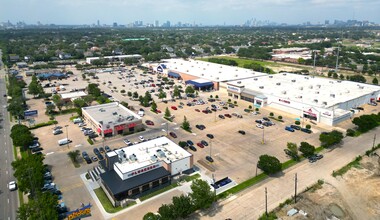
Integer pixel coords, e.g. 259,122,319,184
226,73,380,125
81,102,143,137
99,137,193,206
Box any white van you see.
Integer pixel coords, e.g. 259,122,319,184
138,111,144,117
58,138,71,146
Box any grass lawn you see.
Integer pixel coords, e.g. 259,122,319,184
217,173,268,199
94,188,135,213
184,173,201,182
332,156,362,177
139,183,179,201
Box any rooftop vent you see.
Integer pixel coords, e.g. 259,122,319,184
269,76,273,78
313,99,318,103
299,87,303,90
315,91,319,94
237,81,241,84
337,80,341,83
282,91,287,94
322,101,327,105
309,85,313,89
291,79,296,82
254,78,258,81
113,112,117,115
330,94,335,98
276,82,281,86
259,86,264,89
283,73,287,76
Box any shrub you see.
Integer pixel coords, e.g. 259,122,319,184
346,128,355,137
295,121,301,125
306,124,311,129
87,138,94,145
278,115,283,120
269,112,274,117
258,154,282,174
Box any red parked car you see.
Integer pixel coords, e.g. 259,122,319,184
196,142,204,148
224,113,232,118
202,110,208,114
145,120,154,126
171,106,177,110
156,109,162,113
195,109,200,112
169,132,177,138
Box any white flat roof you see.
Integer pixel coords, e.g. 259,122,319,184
60,91,87,99
162,58,267,82
189,78,213,83
229,73,380,108
82,102,141,125
112,137,192,174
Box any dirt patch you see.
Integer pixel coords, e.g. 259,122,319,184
275,150,380,220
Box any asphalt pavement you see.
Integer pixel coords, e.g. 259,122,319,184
0,62,19,220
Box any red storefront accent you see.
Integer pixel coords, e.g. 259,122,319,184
127,123,136,128
97,128,102,134
114,124,125,131
103,129,113,134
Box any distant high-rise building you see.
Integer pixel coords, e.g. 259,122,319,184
113,22,118,27
97,20,100,26
325,20,329,25
155,20,159,27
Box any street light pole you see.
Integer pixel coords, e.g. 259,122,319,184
261,127,265,144
65,125,69,148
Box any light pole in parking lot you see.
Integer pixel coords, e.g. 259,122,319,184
261,127,265,144
65,125,69,148
161,122,169,136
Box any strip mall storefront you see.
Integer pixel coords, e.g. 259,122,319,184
96,122,139,137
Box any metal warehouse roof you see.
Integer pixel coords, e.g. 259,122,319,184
162,58,267,82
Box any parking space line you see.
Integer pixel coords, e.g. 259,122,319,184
46,152,55,156
60,182,83,192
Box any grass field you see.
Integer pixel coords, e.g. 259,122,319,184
94,187,136,213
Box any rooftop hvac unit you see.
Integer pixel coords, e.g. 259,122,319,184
237,81,241,84
259,86,264,89
283,73,287,76
220,66,222,68
216,77,219,80
322,101,327,105
113,112,118,115
235,74,238,77
337,80,341,83
186,70,189,72
269,75,273,78
201,74,204,76
317,84,321,88
330,94,335,98
309,85,313,89
235,69,238,71
203,68,206,70
276,83,281,85
291,79,296,82
282,91,286,94
359,86,364,89
313,99,318,103
299,87,303,90
304,77,309,79
219,71,222,73
254,78,258,81
315,91,319,94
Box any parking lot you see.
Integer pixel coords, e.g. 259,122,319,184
21,64,380,217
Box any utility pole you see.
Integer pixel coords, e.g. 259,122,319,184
313,50,317,74
261,127,265,144
65,124,69,148
265,187,268,216
335,47,340,74
294,173,298,203
373,134,377,149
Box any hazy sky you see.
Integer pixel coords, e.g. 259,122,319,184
1,0,379,25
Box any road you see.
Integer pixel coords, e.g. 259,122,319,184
200,127,379,220
0,53,18,220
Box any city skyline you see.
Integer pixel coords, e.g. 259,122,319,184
1,0,379,26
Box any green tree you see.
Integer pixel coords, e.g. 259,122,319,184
45,104,56,115
189,179,214,210
17,191,59,220
372,77,378,85
164,107,171,119
346,128,355,137
158,204,174,220
181,116,191,131
278,116,283,120
269,112,274,117
295,121,301,125
143,212,161,220
173,85,181,98
248,105,252,109
257,154,282,174
306,124,311,129
172,195,193,218
287,142,299,160
151,101,157,112
158,90,167,101
185,86,195,95
127,91,132,97
352,114,380,132
87,83,101,97
319,130,344,148
52,94,64,112
299,142,315,157
67,150,80,164
10,124,34,149
133,91,139,99
12,154,45,197
28,76,41,97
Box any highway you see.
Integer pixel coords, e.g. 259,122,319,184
0,50,19,220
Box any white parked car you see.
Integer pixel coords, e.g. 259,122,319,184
256,124,264,129
138,136,145,141
8,181,17,191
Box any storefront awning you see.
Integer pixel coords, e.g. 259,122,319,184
103,129,113,134
241,89,266,99
168,71,181,78
115,125,125,131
